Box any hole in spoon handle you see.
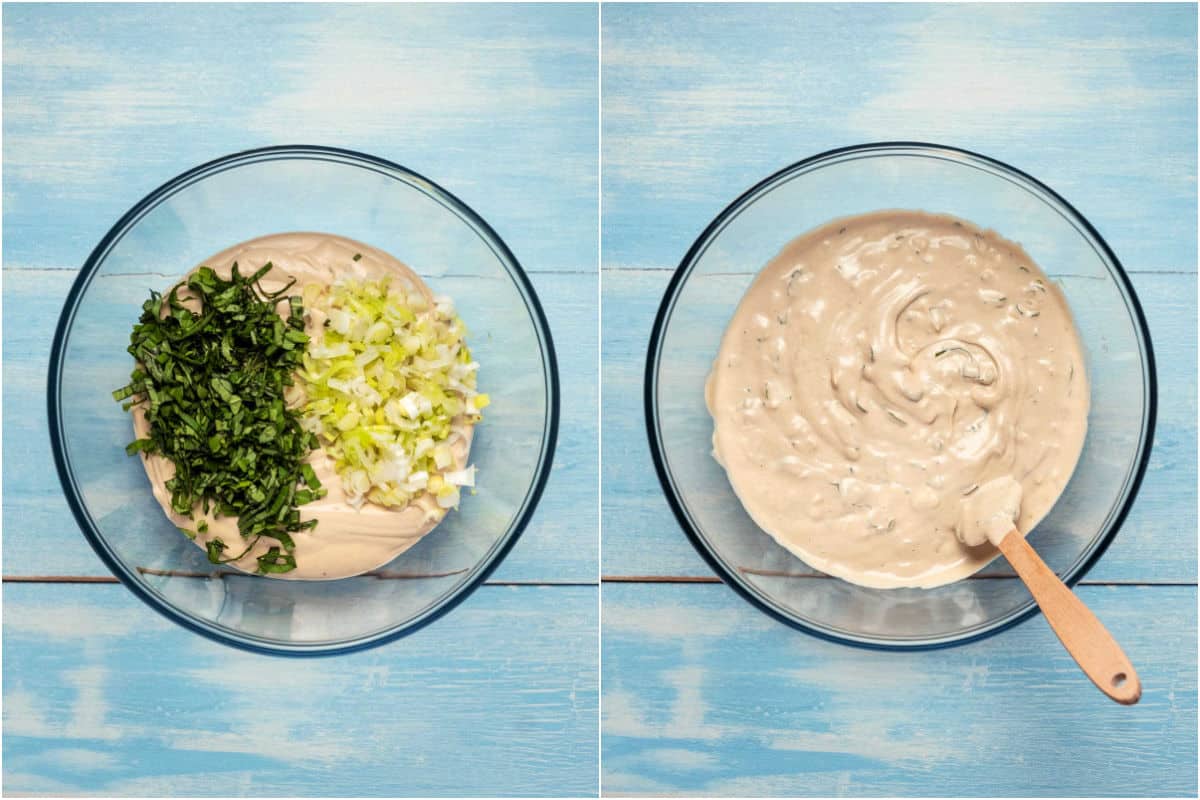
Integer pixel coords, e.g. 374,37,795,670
1108,668,1142,705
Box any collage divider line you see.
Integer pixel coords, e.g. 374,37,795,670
10,575,1185,586
596,3,605,789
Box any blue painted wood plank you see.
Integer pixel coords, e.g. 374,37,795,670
602,269,1196,581
2,3,599,582
3,582,598,796
3,3,599,277
601,582,1196,797
3,268,596,581
1,5,600,797
601,3,1196,275
598,6,1197,798
599,3,1196,584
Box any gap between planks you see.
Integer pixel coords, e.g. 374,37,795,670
601,574,1196,586
4,267,596,278
11,571,1168,586
14,575,1189,587
3,575,597,587
601,266,1196,277
6,266,1189,277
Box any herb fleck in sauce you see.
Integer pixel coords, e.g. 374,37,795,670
705,211,1089,589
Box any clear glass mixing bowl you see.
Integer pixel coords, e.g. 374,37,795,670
49,146,558,655
646,142,1156,648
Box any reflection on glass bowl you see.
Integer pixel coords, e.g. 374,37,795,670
49,146,558,655
646,142,1155,648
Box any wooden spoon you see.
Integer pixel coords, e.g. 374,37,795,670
996,528,1141,705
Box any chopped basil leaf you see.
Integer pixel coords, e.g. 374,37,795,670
115,262,323,574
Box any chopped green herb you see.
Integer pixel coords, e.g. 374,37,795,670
206,538,227,562
115,262,325,574
257,547,297,573
300,462,320,490
352,253,362,262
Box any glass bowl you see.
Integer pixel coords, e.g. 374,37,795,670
646,142,1156,648
49,146,558,655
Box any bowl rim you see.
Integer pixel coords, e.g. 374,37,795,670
47,144,560,657
644,140,1158,650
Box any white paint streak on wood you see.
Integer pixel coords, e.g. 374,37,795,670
243,10,590,143
842,5,1191,142
4,584,599,796
602,583,1197,796
3,5,599,795
601,4,1196,272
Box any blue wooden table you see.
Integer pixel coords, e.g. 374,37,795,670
601,4,1197,796
3,4,598,795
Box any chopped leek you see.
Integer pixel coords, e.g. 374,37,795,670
301,278,483,509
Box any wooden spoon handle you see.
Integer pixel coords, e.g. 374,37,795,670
997,529,1141,705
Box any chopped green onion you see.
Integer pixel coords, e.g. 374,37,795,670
300,278,484,509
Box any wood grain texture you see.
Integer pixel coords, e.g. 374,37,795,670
3,4,599,796
1,2,599,582
602,582,1196,797
2,1,600,583
3,3,599,276
600,4,1196,796
601,3,1197,275
3,583,598,797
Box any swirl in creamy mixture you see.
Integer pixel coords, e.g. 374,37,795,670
706,210,1089,589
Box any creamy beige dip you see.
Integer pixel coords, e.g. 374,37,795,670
706,210,1089,589
133,232,472,580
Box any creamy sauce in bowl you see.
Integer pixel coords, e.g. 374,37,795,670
133,232,473,580
705,211,1089,589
